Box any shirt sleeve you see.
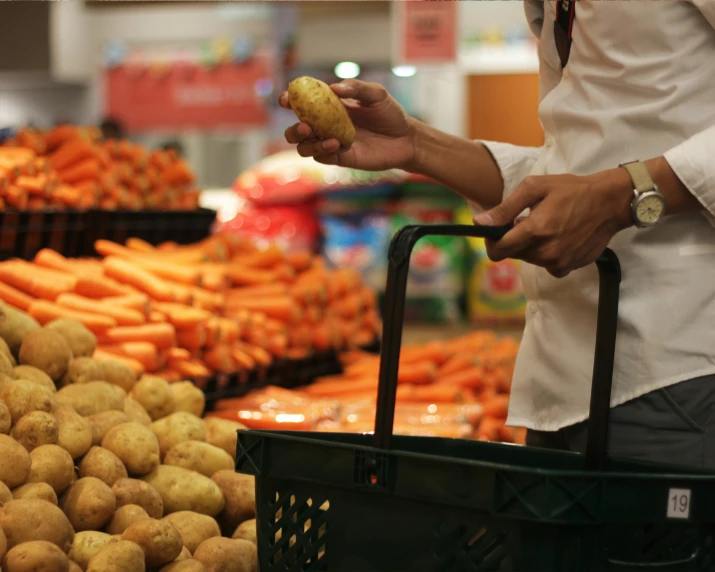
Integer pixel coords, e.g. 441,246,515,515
691,0,715,27
662,123,715,224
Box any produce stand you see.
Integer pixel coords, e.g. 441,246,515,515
237,224,715,572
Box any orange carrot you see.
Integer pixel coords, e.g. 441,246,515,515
167,359,211,379
231,348,256,371
102,257,174,301
0,262,73,300
202,346,236,373
43,125,78,152
226,296,299,322
166,347,190,361
153,302,210,329
74,275,129,299
234,342,272,367
149,310,167,323
98,293,150,315
175,327,206,350
56,293,145,326
57,158,100,184
93,348,145,377
476,417,506,441
437,366,485,390
15,175,50,196
48,138,94,170
33,249,76,275
98,323,176,350
266,333,288,359
396,384,472,404
125,237,156,253
482,394,510,419
286,250,313,273
225,265,277,287
306,377,377,397
0,282,33,311
98,341,158,372
28,300,116,332
438,354,477,376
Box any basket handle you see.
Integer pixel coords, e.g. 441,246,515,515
372,224,621,472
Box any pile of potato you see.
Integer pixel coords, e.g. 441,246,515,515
0,301,258,572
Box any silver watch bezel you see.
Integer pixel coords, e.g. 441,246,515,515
631,186,666,229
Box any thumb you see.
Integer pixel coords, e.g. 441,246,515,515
331,80,388,106
473,179,545,226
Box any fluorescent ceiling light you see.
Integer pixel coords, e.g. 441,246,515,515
392,65,417,78
334,62,360,79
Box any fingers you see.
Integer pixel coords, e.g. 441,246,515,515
330,79,388,106
473,176,547,227
284,122,313,144
484,223,535,261
296,138,340,158
278,91,291,110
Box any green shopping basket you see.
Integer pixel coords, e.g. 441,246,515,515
236,224,715,572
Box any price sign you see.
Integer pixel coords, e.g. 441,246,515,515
667,488,691,520
393,0,457,65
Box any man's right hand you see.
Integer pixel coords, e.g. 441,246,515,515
280,80,418,172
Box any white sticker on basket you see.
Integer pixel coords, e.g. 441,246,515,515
667,488,691,519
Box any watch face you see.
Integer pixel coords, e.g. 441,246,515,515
636,194,665,225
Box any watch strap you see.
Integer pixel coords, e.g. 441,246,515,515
620,160,654,194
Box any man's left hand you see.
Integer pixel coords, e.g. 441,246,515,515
473,169,634,278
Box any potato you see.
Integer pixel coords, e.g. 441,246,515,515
86,540,145,572
0,336,15,366
70,562,82,572
0,352,13,377
104,504,151,535
112,479,163,519
162,512,221,555
78,446,128,486
13,364,56,391
132,376,176,421
0,480,12,504
61,477,116,532
12,482,58,505
123,519,183,569
12,411,59,451
46,318,96,359
175,546,192,562
161,560,207,572
54,406,93,460
288,76,356,147
164,441,233,478
204,418,246,460
2,379,58,424
100,360,137,393
0,400,11,434
171,382,205,417
28,444,76,494
193,538,257,572
0,303,40,357
19,328,73,382
102,422,160,476
69,531,117,571
141,466,224,517
3,540,70,572
0,526,6,563
57,381,125,417
0,433,31,488
231,520,256,546
124,397,152,426
211,471,255,531
152,412,206,459
62,357,104,387
0,498,74,552
88,410,130,446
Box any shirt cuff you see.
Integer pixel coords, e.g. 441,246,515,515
479,140,542,201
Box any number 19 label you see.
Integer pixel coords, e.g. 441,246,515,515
667,488,691,519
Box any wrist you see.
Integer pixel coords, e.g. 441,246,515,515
402,116,429,174
589,167,634,231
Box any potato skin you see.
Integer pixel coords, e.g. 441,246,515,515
78,446,128,487
86,540,146,572
151,412,206,459
54,406,93,460
3,540,70,572
162,512,221,554
193,538,257,572
204,418,246,461
164,441,233,479
69,531,117,571
232,520,256,546
0,336,15,366
60,477,116,532
46,318,96,359
88,410,130,446
0,480,12,504
13,365,56,391
27,444,76,494
160,560,207,572
62,357,104,387
13,482,59,505
104,504,151,535
141,466,224,517
0,433,31,488
0,303,40,357
0,400,11,434
170,382,205,417
12,410,59,451
2,379,58,424
122,519,183,569
102,422,160,476
0,498,75,553
211,471,256,532
57,381,125,417
100,360,137,393
124,397,152,427
131,376,176,421
19,328,73,382
288,76,356,147
112,479,164,519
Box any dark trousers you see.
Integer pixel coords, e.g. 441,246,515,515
526,375,715,469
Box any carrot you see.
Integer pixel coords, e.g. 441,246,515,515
98,323,176,350
102,257,174,301
155,370,182,383
235,244,285,269
51,185,82,208
266,333,288,359
0,282,33,311
482,394,510,419
476,417,506,441
0,262,73,300
176,326,206,350
396,384,472,403
225,265,277,287
306,377,377,397
57,158,100,184
234,342,272,367
438,354,475,376
231,348,256,371
43,125,78,152
4,186,28,209
286,250,313,273
34,249,76,275
15,175,50,196
48,138,94,170
202,346,236,373
153,302,210,329
73,275,129,299
224,284,287,301
93,348,145,377
167,347,191,361
226,296,299,322
167,359,211,379
56,293,145,326
98,341,158,372
28,300,116,332
125,237,156,253
437,366,485,390
149,310,167,323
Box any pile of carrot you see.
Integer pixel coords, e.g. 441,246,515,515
0,232,381,381
209,331,525,444
0,125,199,211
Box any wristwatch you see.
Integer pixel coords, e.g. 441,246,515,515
620,160,666,228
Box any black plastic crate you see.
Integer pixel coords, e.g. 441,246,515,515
0,209,87,261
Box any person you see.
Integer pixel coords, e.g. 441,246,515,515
281,1,715,468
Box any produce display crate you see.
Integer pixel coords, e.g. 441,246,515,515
0,208,217,261
236,224,715,572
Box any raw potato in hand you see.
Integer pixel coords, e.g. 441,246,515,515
12,482,58,505
151,412,206,459
162,511,221,554
163,441,234,478
112,479,164,519
0,498,75,552
122,519,183,569
105,504,151,535
63,357,104,386
12,411,59,451
171,381,205,417
28,444,76,494
141,466,225,517
78,446,128,486
132,376,176,421
69,531,118,571
211,471,256,532
0,434,31,488
54,406,93,460
88,410,130,446
19,328,73,382
2,379,58,424
86,540,146,572
3,540,70,572
46,318,96,359
0,302,40,357
57,381,125,417
102,422,160,476
288,76,356,147
60,477,116,532
13,364,56,391
204,417,246,460
193,538,257,572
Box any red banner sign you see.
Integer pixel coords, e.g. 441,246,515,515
396,0,457,64
105,60,271,132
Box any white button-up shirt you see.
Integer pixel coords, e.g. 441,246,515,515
479,0,715,431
